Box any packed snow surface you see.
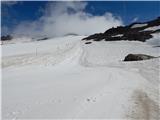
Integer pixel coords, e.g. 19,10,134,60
2,35,160,119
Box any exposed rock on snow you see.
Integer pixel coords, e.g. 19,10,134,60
85,42,92,44
37,37,49,41
1,35,13,41
82,17,160,42
64,33,79,36
123,54,156,61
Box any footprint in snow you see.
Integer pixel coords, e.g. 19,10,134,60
86,97,97,103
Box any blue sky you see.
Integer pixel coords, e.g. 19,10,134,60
1,1,160,36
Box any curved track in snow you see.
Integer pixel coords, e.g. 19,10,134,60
2,36,160,119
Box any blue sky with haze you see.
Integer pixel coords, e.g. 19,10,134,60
1,1,160,36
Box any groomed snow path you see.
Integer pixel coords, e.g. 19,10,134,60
2,36,160,119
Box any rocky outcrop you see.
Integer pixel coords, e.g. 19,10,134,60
82,17,160,42
1,35,13,41
85,42,92,44
64,33,79,36
37,37,49,41
123,54,156,61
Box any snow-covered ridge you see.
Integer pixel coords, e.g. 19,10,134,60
143,25,160,31
83,17,160,42
131,23,148,28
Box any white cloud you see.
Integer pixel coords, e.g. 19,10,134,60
13,2,123,37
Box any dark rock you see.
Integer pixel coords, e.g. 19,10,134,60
85,42,92,44
153,45,160,47
1,35,13,41
124,54,155,61
37,37,49,41
82,33,103,40
64,33,79,36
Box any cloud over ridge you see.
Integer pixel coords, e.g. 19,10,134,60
13,2,123,37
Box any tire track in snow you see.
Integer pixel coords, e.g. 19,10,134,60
78,43,159,119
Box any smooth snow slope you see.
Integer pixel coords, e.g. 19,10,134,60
2,35,160,119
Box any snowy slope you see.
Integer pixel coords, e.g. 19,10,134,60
143,25,160,31
146,33,160,46
2,35,160,119
131,23,148,28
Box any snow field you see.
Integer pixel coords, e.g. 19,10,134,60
2,35,160,119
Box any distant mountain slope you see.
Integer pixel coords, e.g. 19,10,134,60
82,17,160,42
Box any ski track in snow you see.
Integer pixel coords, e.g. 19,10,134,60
2,36,160,119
